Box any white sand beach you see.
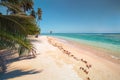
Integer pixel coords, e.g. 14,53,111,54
1,36,120,80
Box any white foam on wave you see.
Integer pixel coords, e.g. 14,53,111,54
111,55,120,60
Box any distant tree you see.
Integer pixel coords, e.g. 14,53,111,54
37,8,42,21
30,9,36,18
50,31,53,34
0,12,2,15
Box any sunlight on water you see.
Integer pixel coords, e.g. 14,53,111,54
43,33,120,58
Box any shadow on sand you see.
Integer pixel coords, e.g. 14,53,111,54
1,69,43,80
6,56,37,64
0,49,42,80
30,39,42,43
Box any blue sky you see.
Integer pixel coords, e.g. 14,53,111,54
33,0,120,33
0,0,120,33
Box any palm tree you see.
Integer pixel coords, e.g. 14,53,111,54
0,0,40,53
0,14,39,50
1,0,34,14
0,0,41,73
20,0,33,12
0,0,22,14
34,8,42,38
37,8,42,21
30,9,36,18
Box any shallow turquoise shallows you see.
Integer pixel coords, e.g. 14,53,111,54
42,33,120,58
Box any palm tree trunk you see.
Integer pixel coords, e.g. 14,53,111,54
0,55,6,73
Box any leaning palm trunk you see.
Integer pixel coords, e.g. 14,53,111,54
0,56,6,73
0,0,41,73
0,14,39,72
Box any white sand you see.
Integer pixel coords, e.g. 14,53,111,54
1,36,82,80
1,36,120,80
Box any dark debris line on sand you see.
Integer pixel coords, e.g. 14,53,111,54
47,37,92,80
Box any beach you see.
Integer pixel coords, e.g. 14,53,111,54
1,36,120,80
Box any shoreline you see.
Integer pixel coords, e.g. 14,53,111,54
51,36,120,63
1,36,120,80
47,36,120,80
50,35,120,56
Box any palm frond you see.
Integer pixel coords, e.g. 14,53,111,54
0,2,22,14
0,15,40,35
0,0,41,56
0,31,32,50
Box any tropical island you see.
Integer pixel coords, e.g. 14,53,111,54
0,0,120,80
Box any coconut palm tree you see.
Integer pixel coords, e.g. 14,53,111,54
30,9,36,18
0,0,40,53
0,0,21,14
0,0,41,73
1,0,34,14
37,8,42,21
0,14,39,49
20,0,33,12
34,8,42,38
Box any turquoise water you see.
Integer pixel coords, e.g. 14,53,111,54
42,33,120,58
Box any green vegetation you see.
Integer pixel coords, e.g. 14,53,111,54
0,0,42,73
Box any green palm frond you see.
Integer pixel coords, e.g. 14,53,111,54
0,15,39,49
20,0,33,11
0,39,14,50
37,8,42,20
0,0,41,56
0,14,40,55
0,2,22,14
0,15,39,35
0,31,32,50
0,15,27,35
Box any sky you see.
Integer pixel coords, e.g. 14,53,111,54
33,0,120,33
0,0,120,33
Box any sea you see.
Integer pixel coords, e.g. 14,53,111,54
42,33,120,58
